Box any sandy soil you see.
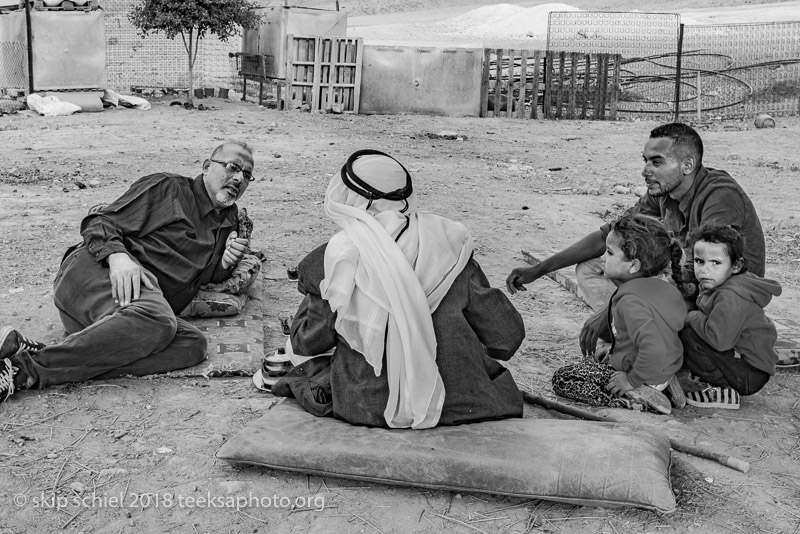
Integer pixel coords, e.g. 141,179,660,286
1,2,800,533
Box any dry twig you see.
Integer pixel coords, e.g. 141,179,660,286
429,511,488,534
350,515,385,534
52,454,71,492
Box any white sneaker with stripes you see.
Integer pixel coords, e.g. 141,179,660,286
685,387,741,410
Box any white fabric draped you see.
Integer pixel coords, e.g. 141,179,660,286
320,156,472,428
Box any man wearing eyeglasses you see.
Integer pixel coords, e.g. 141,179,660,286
0,141,255,401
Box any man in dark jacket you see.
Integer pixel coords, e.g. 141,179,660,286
1,141,254,401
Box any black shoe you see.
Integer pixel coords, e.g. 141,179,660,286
0,326,45,359
1,358,22,402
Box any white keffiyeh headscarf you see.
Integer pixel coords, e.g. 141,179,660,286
320,151,473,429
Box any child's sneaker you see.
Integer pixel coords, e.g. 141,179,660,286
776,352,800,369
625,386,672,415
664,375,687,409
686,387,741,410
676,368,706,393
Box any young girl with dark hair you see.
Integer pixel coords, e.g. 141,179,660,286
681,224,782,409
552,214,687,414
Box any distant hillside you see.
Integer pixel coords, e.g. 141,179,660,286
282,0,789,17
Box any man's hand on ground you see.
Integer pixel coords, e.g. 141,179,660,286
221,231,250,269
579,306,611,357
108,252,154,307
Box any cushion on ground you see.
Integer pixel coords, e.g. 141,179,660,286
216,399,676,514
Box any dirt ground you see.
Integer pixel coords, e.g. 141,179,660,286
2,2,800,534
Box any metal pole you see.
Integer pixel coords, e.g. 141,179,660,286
696,70,701,121
24,0,34,94
673,23,684,122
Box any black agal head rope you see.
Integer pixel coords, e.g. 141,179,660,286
340,149,413,212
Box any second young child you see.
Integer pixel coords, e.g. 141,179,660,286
552,214,687,414
681,223,782,409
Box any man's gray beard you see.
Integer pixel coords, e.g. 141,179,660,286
216,190,236,208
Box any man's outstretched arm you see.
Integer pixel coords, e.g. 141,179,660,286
506,230,606,294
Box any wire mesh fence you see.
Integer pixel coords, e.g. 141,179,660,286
0,41,27,112
680,21,800,119
547,12,800,119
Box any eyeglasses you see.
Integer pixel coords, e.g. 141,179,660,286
210,159,254,182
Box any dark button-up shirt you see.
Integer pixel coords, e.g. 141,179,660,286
81,173,237,313
601,165,766,278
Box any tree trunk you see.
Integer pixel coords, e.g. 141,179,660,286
188,58,194,106
182,29,195,105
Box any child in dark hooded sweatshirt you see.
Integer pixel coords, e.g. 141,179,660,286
681,223,782,410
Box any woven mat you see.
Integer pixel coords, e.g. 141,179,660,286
167,275,267,378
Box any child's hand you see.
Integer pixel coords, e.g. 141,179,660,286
606,371,634,396
592,343,611,363
685,310,702,326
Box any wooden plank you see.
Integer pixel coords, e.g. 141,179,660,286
319,39,329,110
328,39,338,111
593,53,601,119
349,39,358,111
303,37,313,106
567,52,578,119
531,50,541,119
555,51,565,119
480,48,491,118
609,54,620,121
311,37,322,112
518,49,528,120
597,54,607,120
603,54,614,121
285,35,296,112
324,38,335,112
342,40,351,112
506,50,515,118
352,38,363,114
298,38,308,88
581,54,591,120
338,41,347,112
543,50,553,119
493,49,503,118
324,38,333,94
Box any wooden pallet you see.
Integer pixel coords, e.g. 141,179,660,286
33,0,98,11
285,35,363,114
